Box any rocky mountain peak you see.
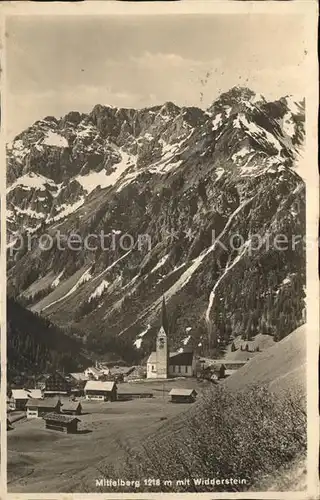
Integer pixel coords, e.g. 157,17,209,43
7,87,305,360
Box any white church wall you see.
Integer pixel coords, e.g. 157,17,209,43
146,363,158,379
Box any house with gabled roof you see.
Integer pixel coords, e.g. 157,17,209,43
43,413,80,433
10,388,43,410
26,398,62,419
84,380,117,402
61,400,82,415
169,388,197,403
44,372,71,396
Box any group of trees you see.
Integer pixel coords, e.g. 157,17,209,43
7,297,90,383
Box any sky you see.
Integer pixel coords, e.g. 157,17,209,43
6,13,306,139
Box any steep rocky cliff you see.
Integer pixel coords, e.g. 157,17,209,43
7,87,306,360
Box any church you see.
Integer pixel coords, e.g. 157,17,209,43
146,298,197,379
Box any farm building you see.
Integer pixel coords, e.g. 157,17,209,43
169,388,197,403
84,380,117,401
44,372,71,396
61,401,82,415
68,373,88,396
69,373,89,383
117,386,153,401
43,413,80,433
84,363,110,380
34,374,50,391
9,389,43,410
84,367,103,380
26,398,62,419
126,366,147,381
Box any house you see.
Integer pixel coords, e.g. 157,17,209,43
68,373,88,396
84,367,103,380
69,373,89,382
99,364,111,376
117,385,153,401
44,372,71,396
61,401,82,415
10,389,43,410
43,413,80,433
169,388,197,403
35,374,51,391
26,398,62,419
126,366,147,381
84,380,117,401
109,366,135,381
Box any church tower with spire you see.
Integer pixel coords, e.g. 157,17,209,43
156,296,169,379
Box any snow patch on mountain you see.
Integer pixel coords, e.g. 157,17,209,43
13,205,45,220
151,254,169,274
182,335,191,345
284,96,301,115
134,324,151,349
282,112,296,138
7,172,57,193
89,280,110,302
232,146,252,165
42,267,92,311
76,151,136,194
51,270,65,289
7,139,29,163
212,113,222,131
43,131,68,148
215,168,224,181
49,197,85,223
205,241,250,323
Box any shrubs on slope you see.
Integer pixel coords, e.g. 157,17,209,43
99,385,306,493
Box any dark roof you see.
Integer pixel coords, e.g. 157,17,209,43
43,412,80,424
110,366,135,376
210,363,226,371
26,398,61,408
169,351,194,366
61,401,81,411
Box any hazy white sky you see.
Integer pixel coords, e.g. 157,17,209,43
6,13,306,138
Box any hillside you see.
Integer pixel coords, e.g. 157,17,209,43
7,297,92,384
224,325,306,393
104,327,307,493
7,87,306,358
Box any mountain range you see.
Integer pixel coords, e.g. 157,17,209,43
7,86,306,363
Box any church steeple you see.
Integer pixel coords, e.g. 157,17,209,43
156,296,169,379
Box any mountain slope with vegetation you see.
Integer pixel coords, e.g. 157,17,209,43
7,87,306,359
7,297,92,384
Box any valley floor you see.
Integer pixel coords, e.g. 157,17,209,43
7,378,205,493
